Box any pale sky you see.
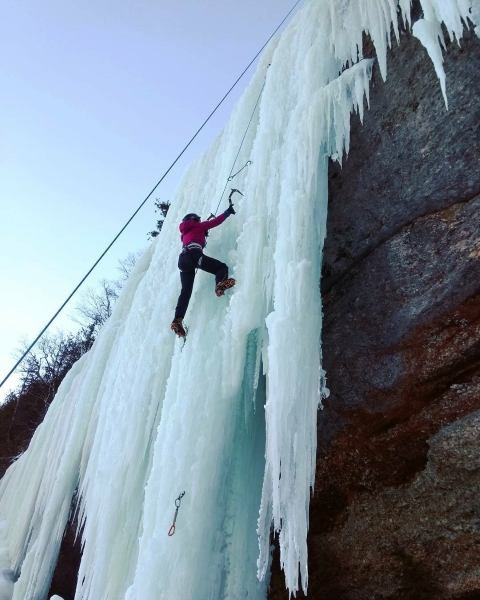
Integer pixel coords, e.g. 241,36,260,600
0,0,301,397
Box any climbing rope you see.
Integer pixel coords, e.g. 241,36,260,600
0,0,303,390
168,491,186,536
213,71,269,217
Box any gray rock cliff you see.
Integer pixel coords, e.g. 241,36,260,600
270,13,480,600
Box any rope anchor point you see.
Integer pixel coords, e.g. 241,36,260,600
168,491,186,536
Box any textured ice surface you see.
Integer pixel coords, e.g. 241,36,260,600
0,522,14,600
0,1,476,599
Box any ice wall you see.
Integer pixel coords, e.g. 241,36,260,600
0,1,477,599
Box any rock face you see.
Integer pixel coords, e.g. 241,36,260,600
308,411,480,600
269,17,480,600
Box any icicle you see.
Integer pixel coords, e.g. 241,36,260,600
413,17,449,108
413,0,478,108
419,0,473,42
471,0,480,36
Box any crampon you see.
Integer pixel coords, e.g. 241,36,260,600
215,278,236,297
171,318,186,338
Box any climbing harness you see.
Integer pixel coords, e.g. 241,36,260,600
168,491,186,536
182,242,203,269
212,68,270,217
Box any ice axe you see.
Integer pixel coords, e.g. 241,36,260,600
228,188,243,209
207,189,244,220
229,188,243,200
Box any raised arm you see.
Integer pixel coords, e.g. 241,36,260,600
199,210,229,231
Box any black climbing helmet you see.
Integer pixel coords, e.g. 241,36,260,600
182,213,201,222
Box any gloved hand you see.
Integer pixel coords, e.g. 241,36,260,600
226,204,236,215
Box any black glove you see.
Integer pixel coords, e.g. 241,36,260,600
226,204,236,215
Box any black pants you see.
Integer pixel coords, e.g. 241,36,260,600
174,248,228,319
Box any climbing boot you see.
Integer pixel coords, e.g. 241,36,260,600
215,278,236,297
171,318,186,338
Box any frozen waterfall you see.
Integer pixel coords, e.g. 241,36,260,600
0,0,477,599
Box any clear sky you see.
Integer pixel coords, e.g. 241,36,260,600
0,0,302,398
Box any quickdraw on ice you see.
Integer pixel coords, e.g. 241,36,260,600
228,160,252,181
168,491,185,536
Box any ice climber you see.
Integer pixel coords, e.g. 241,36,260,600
171,204,236,337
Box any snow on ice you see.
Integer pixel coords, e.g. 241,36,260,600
0,0,477,599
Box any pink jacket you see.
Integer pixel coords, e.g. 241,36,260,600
179,213,228,248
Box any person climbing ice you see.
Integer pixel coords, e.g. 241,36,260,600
171,196,237,338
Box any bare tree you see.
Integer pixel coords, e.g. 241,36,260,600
115,250,144,286
14,330,91,406
69,250,143,338
71,279,118,334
